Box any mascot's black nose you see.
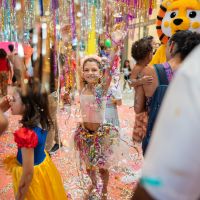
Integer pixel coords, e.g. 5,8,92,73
173,18,183,25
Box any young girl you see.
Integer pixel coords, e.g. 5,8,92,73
130,38,153,143
4,85,67,200
122,60,131,91
74,55,119,199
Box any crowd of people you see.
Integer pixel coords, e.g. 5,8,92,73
0,30,200,200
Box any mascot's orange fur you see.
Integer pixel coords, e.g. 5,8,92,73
151,0,200,64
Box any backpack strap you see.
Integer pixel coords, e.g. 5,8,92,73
154,64,169,85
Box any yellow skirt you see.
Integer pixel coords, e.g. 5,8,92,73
4,153,68,200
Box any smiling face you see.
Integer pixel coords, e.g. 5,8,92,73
162,9,200,37
10,89,25,115
83,60,101,84
156,0,200,44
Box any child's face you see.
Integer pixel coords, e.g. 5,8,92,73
10,90,25,115
105,47,111,55
83,61,101,84
125,61,130,67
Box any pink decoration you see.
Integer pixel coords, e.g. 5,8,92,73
0,42,17,53
51,0,59,10
70,0,76,40
0,42,32,65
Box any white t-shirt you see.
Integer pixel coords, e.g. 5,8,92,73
141,45,200,200
123,68,130,76
105,83,122,126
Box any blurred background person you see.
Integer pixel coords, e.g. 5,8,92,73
134,31,200,154
0,48,11,96
122,59,131,91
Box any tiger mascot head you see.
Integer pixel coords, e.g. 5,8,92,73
151,0,200,64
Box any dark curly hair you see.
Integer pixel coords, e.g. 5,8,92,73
0,48,7,58
8,44,14,52
131,38,153,62
16,83,52,131
169,30,200,60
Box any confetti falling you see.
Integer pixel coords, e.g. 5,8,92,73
0,99,142,200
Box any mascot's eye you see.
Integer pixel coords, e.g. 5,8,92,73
170,12,176,18
189,11,197,18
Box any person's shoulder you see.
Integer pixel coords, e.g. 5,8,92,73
132,64,142,72
14,127,38,148
142,65,154,75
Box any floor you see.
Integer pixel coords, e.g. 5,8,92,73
0,86,143,200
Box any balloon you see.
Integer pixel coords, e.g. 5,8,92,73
105,39,112,48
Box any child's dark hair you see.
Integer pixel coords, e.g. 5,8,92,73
0,48,7,58
144,35,154,41
17,83,52,130
123,59,131,70
8,44,14,52
123,59,130,67
169,30,200,60
131,38,153,62
83,58,102,70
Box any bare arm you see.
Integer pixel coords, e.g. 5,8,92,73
16,148,34,200
112,98,122,106
0,96,11,112
0,96,12,134
134,86,146,114
76,56,86,93
0,110,8,135
133,66,155,114
130,67,153,88
77,67,84,93
102,45,121,93
102,62,112,93
132,184,154,200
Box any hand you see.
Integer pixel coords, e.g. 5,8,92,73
15,193,24,200
111,98,117,105
15,193,20,200
141,76,153,85
0,96,12,112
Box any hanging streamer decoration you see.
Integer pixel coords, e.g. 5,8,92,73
79,0,87,52
39,0,44,16
86,5,97,55
50,0,60,92
65,56,73,92
52,0,59,10
70,0,77,49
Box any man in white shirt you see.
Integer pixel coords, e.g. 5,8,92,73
132,45,200,200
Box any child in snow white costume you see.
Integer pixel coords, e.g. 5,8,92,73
4,84,68,200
